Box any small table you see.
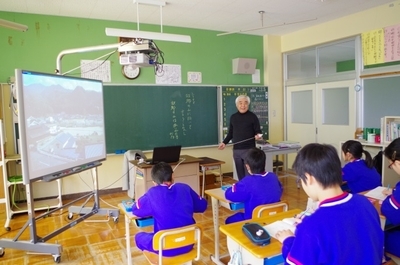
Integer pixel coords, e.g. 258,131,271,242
261,146,300,173
205,188,245,265
198,157,225,197
220,209,302,265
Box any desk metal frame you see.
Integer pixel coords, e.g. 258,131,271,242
204,188,239,265
119,204,139,265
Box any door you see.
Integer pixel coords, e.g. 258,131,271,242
286,84,317,168
316,80,356,151
286,80,356,168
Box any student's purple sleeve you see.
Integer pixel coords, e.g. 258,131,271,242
281,236,295,260
131,194,153,217
381,182,400,224
283,232,320,265
225,181,249,202
190,188,208,213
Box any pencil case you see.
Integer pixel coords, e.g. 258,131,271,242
242,222,271,246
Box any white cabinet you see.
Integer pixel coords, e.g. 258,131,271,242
0,120,62,231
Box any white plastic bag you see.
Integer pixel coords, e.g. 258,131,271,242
228,250,243,265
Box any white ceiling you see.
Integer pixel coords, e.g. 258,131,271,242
0,0,396,36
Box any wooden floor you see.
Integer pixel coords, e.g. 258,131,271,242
0,174,308,264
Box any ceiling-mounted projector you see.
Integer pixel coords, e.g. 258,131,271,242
120,53,154,67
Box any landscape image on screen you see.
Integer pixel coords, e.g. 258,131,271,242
16,70,106,182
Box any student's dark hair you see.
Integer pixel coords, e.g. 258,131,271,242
384,137,400,162
151,162,173,184
341,140,374,168
293,143,342,188
244,147,266,174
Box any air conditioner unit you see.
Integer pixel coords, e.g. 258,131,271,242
119,53,154,67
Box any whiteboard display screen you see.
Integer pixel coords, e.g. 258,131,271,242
15,69,106,183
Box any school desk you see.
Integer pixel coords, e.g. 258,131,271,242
130,155,202,199
198,156,225,197
204,187,245,265
118,203,139,265
360,189,388,230
220,209,301,265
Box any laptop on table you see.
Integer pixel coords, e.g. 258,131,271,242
146,145,182,165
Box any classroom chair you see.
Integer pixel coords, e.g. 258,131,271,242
252,200,289,218
142,224,202,265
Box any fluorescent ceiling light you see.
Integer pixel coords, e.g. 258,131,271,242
133,0,166,6
0,18,28,32
106,28,191,43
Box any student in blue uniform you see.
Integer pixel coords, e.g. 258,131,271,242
341,140,381,193
131,162,207,257
381,138,400,258
224,147,282,224
275,143,384,265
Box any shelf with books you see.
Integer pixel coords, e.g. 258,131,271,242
381,116,400,144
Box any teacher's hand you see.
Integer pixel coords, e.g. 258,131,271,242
255,134,263,140
218,143,226,150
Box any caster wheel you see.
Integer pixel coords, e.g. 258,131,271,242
0,247,5,257
53,255,61,263
113,217,119,223
67,213,73,220
5,227,10,232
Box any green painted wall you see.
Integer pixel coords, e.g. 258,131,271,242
0,11,263,85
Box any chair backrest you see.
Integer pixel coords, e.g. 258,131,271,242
252,200,289,218
151,224,202,265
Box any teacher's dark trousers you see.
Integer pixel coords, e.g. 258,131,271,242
233,149,250,180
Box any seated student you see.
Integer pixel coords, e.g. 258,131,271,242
275,143,384,265
341,140,381,193
131,162,207,257
224,147,283,224
381,138,400,258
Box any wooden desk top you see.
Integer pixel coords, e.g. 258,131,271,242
130,155,202,168
118,203,140,220
205,187,229,202
220,209,301,259
198,156,225,166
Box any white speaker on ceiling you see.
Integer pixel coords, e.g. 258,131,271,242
232,58,257,74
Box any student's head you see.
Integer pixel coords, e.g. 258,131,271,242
235,95,250,113
341,140,374,167
293,143,342,199
384,137,400,175
244,147,266,174
151,162,173,185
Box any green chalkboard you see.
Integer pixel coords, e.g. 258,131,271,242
103,85,218,153
220,86,269,139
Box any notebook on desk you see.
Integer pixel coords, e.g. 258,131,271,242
146,145,182,165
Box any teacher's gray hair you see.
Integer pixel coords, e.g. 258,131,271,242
235,95,250,105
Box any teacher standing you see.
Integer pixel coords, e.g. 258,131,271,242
218,95,263,180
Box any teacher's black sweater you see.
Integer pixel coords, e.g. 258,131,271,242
223,111,262,150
